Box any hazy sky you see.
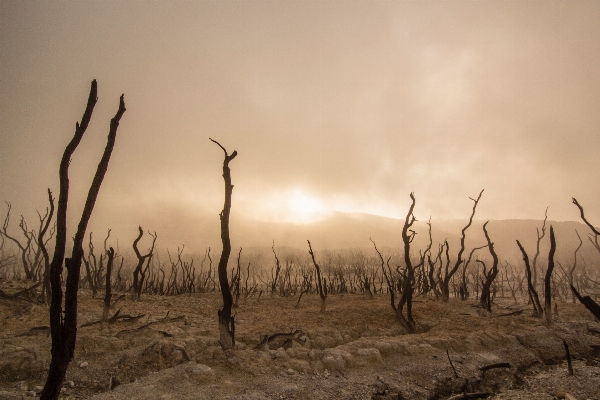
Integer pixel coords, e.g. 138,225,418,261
2,1,600,249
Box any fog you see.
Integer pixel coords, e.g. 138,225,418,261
2,1,600,250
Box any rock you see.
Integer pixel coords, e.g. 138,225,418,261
355,348,383,366
33,385,43,394
0,347,45,381
308,349,322,361
79,361,89,368
289,359,311,374
186,363,215,383
322,355,345,371
0,391,23,400
274,347,289,361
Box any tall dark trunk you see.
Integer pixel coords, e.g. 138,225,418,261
544,226,556,324
41,81,125,400
210,138,237,350
479,222,499,312
516,239,543,317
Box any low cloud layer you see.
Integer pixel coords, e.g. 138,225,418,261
2,1,600,249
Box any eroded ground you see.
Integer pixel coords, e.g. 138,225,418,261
1,280,600,400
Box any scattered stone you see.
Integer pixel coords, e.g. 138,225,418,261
79,361,89,368
0,391,23,400
0,347,45,381
186,362,215,383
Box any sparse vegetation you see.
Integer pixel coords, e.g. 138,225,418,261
0,85,599,400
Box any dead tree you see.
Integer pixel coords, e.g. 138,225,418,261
42,80,125,400
460,244,487,300
544,226,556,324
532,208,548,291
572,198,600,253
371,237,395,310
441,190,484,302
102,247,115,322
568,231,583,303
270,240,282,296
307,240,327,312
478,222,499,313
38,189,55,303
131,226,157,300
516,240,543,317
232,247,242,308
211,138,237,350
1,204,35,280
397,193,418,332
570,284,600,320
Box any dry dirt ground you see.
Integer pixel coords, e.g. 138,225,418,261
1,280,600,400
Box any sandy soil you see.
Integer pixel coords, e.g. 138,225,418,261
1,280,600,400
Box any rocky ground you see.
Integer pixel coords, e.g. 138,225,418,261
1,280,600,400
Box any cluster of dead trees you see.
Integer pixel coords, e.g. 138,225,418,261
2,80,600,397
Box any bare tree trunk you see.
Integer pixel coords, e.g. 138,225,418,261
441,190,484,301
131,226,157,300
479,222,499,313
544,226,556,324
532,208,548,292
39,189,55,303
516,240,543,317
211,138,237,350
102,247,115,322
42,80,125,400
307,240,327,313
570,284,600,321
397,193,417,332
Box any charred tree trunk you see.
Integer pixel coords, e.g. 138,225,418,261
441,190,483,301
479,222,499,313
397,193,417,332
516,240,543,317
307,240,327,313
211,138,237,350
544,226,556,324
42,80,125,400
131,226,157,300
271,241,282,296
570,284,600,321
102,247,115,322
532,208,548,293
39,189,55,303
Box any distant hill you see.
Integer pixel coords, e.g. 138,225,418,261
88,204,599,265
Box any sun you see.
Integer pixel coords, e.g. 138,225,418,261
287,189,329,224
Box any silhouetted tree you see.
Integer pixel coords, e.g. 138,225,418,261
39,189,55,303
397,193,418,332
307,240,327,313
479,221,499,313
544,226,556,324
532,208,548,292
516,239,543,317
42,80,126,399
131,226,157,300
211,138,237,350
441,190,484,301
102,247,115,322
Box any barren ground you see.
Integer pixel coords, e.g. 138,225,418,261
1,280,600,400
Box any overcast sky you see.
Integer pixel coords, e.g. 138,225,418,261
1,1,600,249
